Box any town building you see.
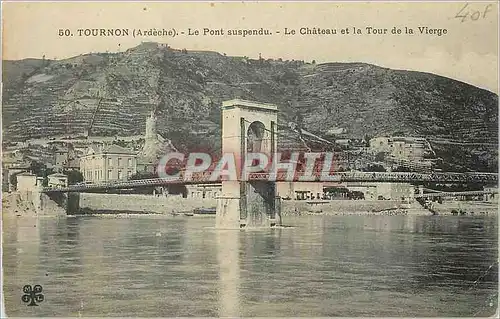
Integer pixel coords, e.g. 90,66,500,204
276,182,325,200
345,182,415,201
53,143,80,172
483,186,498,203
370,136,431,161
16,172,38,192
185,184,222,199
47,173,69,188
80,144,137,182
2,151,33,191
370,137,391,153
184,182,327,201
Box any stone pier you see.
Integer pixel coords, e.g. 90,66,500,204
41,192,79,215
216,99,282,229
15,173,74,215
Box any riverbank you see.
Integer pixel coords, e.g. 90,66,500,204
2,192,38,217
2,191,67,217
430,200,498,215
5,191,496,218
281,199,429,216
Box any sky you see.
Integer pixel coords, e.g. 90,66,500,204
2,1,499,93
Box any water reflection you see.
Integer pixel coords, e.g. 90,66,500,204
216,229,241,317
3,216,42,313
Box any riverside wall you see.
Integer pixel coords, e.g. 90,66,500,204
80,193,217,214
55,193,500,216
79,193,421,216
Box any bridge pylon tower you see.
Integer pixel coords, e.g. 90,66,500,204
216,99,281,229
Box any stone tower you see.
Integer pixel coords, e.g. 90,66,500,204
216,99,282,229
144,110,157,151
138,102,176,171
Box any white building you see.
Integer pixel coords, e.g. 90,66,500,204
16,172,38,192
346,182,415,201
370,136,430,161
47,173,68,188
80,144,137,183
276,182,324,200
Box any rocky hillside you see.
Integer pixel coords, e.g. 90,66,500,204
2,42,498,171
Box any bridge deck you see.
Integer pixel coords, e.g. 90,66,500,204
42,171,498,193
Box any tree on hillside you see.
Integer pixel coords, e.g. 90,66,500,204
65,170,84,185
363,164,386,172
349,191,365,200
41,168,55,187
166,184,188,198
280,70,299,85
363,134,372,147
130,171,158,180
127,171,158,194
9,172,22,190
29,161,46,176
374,152,387,162
26,161,57,186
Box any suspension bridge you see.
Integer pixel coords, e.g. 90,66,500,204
35,99,498,228
42,171,498,193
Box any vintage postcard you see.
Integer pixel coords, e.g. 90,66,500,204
1,1,498,317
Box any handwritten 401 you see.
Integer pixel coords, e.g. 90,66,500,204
455,3,493,23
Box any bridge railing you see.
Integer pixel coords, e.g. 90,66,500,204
415,189,498,198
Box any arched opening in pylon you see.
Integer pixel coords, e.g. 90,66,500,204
247,121,265,153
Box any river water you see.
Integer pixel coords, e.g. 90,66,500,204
2,214,498,317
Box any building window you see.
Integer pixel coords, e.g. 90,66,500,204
118,158,122,166
128,158,132,167
118,170,122,180
108,170,112,180
108,158,112,166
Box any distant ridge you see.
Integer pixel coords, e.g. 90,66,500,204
2,42,498,171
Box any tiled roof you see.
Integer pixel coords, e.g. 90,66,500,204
17,172,36,176
102,144,137,155
85,144,137,156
